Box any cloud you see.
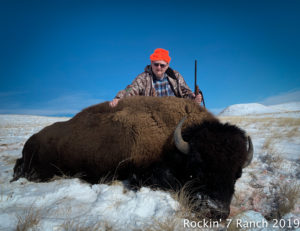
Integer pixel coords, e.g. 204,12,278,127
260,89,300,105
46,93,103,110
0,91,28,98
0,92,105,116
0,108,78,117
1,89,299,117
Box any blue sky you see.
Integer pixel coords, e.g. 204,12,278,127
1,0,300,116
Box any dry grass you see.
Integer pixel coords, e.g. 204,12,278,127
50,169,88,183
51,169,126,186
15,206,42,231
170,181,225,222
14,204,114,231
276,118,300,127
262,138,272,151
276,183,300,218
0,186,5,203
285,127,300,138
270,155,284,170
0,186,13,203
143,218,179,231
98,173,115,185
259,153,284,172
266,182,300,220
171,182,201,219
61,218,177,231
220,116,300,131
248,171,258,181
219,116,272,126
262,127,299,153
60,220,113,231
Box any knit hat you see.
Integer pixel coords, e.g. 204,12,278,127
150,48,171,63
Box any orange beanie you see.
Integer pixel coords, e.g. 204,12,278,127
150,48,171,63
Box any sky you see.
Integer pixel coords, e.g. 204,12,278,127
0,0,300,116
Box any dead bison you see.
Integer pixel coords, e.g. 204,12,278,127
12,96,253,219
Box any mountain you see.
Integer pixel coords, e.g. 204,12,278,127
219,101,300,117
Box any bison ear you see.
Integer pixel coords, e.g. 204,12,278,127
174,116,191,155
243,136,253,168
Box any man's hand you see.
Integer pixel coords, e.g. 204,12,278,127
192,93,202,104
109,98,120,107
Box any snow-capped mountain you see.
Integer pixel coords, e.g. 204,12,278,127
219,101,300,117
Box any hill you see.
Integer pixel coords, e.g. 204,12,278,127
219,101,300,117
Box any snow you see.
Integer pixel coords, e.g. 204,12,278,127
219,101,300,117
1,179,178,230
0,101,300,230
219,103,279,116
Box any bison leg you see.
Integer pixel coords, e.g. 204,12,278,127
126,163,180,190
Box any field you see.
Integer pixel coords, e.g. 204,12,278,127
0,113,299,231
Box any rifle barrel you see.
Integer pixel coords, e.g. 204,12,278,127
195,60,197,91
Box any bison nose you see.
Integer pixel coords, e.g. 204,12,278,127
206,207,230,220
194,196,230,220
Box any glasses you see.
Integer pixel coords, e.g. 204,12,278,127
153,62,167,68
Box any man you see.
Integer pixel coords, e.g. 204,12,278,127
109,48,202,107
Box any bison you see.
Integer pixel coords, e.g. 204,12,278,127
12,96,253,219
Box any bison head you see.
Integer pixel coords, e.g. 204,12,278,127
174,117,253,219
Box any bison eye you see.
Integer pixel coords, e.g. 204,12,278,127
190,175,193,179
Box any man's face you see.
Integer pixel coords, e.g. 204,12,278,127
151,60,169,78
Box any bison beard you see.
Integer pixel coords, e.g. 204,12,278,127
12,96,253,219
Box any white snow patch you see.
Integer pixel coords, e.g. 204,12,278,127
219,101,300,117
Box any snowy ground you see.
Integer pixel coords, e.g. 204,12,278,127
0,102,300,231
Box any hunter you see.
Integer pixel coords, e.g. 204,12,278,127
109,48,202,107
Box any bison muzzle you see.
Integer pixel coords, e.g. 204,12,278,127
12,96,253,219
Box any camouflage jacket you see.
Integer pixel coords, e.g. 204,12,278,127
115,65,194,99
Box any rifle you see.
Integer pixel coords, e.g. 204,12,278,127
194,60,205,107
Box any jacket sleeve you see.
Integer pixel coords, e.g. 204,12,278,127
115,74,144,99
175,72,194,99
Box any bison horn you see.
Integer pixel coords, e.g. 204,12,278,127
174,116,190,155
243,136,254,168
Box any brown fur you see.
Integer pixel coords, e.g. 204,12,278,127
12,96,252,219
13,97,217,181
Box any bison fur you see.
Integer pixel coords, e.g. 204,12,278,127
12,96,253,219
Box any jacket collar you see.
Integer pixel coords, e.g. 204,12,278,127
144,65,177,80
